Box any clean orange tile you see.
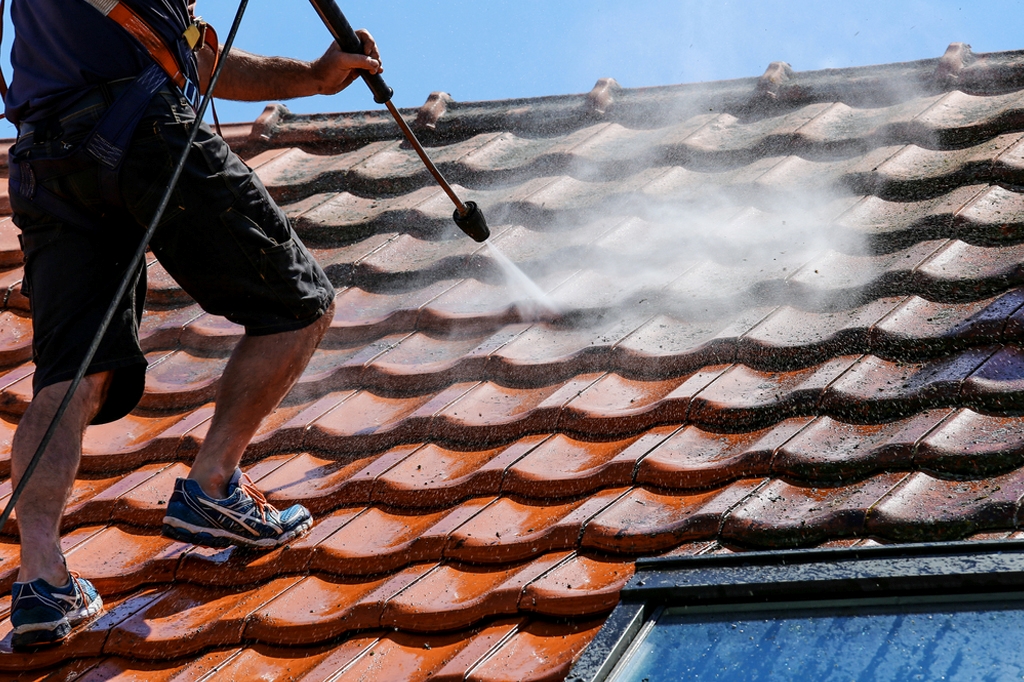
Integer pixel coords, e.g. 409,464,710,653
430,619,524,682
0,541,19,594
381,553,569,632
521,555,634,616
65,526,186,596
245,567,430,645
466,617,605,682
447,489,628,563
636,419,809,490
140,350,227,411
331,630,483,682
504,433,647,498
105,579,299,659
329,280,456,342
60,473,126,530
77,464,175,527
246,392,354,457
250,451,383,513
304,389,447,454
196,643,343,682
177,506,362,585
431,378,599,446
373,438,546,508
305,506,449,575
156,404,216,459
363,331,493,393
110,462,191,528
558,374,688,437
0,415,14,478
0,363,34,416
0,588,169,672
282,634,382,681
311,498,493,576
179,313,245,353
71,649,253,682
3,526,112,597
138,302,203,352
0,310,32,368
81,412,195,467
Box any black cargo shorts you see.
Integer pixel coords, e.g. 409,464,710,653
11,86,335,424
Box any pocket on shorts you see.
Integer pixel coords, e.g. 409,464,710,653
120,119,184,226
16,221,63,299
194,123,254,201
218,205,330,322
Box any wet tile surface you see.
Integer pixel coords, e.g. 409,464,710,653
7,48,1024,680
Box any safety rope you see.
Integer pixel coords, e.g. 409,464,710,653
0,0,251,533
0,0,9,109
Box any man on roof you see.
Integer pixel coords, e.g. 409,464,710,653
5,0,379,650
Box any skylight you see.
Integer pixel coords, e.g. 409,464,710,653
570,541,1024,682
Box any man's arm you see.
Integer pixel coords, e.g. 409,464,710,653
195,29,382,102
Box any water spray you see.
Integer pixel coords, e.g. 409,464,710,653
307,0,491,243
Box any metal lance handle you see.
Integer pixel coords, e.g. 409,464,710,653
306,0,393,103
306,0,490,242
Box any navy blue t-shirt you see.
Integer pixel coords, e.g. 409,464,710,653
6,0,198,124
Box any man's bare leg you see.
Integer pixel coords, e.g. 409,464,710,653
187,302,335,499
13,372,112,586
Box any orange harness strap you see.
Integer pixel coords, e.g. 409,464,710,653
83,0,217,106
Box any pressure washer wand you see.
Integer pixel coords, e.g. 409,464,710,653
307,0,490,242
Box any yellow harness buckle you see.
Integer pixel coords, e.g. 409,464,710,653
183,21,203,50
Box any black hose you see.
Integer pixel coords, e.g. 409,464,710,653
0,0,251,533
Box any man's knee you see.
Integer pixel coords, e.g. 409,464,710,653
26,371,114,428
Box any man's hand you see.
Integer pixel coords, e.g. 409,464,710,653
312,29,382,95
200,29,384,102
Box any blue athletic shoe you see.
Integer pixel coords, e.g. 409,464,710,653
161,469,313,549
11,573,103,650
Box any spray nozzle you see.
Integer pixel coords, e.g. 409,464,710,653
454,201,489,242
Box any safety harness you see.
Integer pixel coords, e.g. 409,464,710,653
8,0,219,231
82,0,219,110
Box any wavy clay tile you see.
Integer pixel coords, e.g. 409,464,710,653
10,45,1024,680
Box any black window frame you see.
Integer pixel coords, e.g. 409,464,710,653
568,539,1024,682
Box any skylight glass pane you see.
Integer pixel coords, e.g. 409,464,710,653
612,600,1024,682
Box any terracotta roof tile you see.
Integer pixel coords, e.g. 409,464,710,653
866,469,1024,541
503,433,646,498
466,617,605,682
916,408,1024,476
771,410,951,483
9,46,1024,678
308,506,456,573
447,490,628,563
721,473,909,547
582,482,762,554
521,555,633,616
430,619,522,681
637,419,809,489
375,439,539,507
64,526,185,597
245,569,430,645
381,553,571,633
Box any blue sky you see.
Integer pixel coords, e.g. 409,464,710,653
3,1,1023,136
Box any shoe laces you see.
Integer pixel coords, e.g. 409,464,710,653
238,472,272,523
68,571,86,600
